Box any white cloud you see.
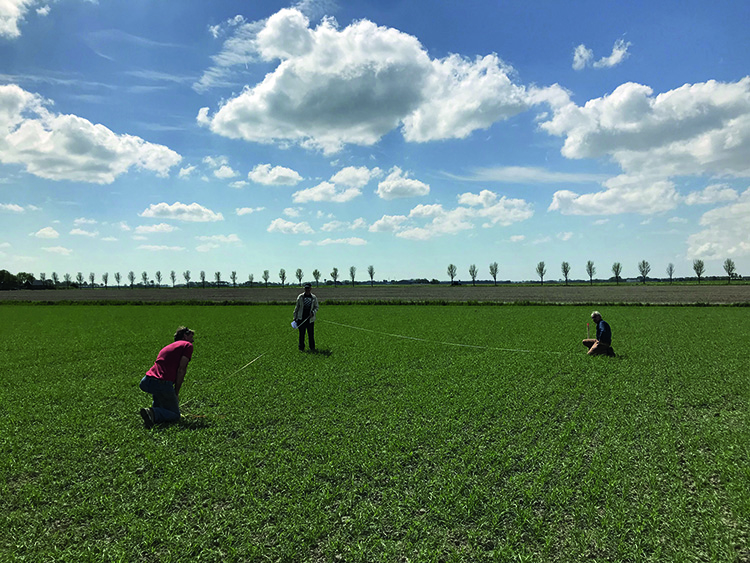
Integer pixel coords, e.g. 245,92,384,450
267,218,314,234
330,166,381,188
179,165,197,178
321,217,367,231
134,223,177,235
1,0,36,38
101,236,118,242
115,221,131,231
69,228,98,237
214,165,238,179
31,226,58,238
687,188,750,259
36,5,49,17
229,180,248,189
457,189,535,226
540,78,750,179
202,155,228,168
573,39,630,70
73,217,97,225
684,184,739,205
572,44,593,71
557,231,573,241
0,242,11,248
196,243,219,253
376,167,430,200
236,206,265,215
510,235,525,242
318,237,367,246
369,214,407,233
197,8,559,153
140,201,224,222
138,245,186,252
445,166,606,184
283,207,302,218
549,175,680,215
195,234,241,244
248,163,303,185
292,181,361,203
42,245,71,255
1,203,24,212
0,84,182,183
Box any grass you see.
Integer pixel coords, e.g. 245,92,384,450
1,305,749,562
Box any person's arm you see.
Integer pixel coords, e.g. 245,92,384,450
293,295,301,320
174,355,190,397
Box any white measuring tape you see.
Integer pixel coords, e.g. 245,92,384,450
322,319,562,354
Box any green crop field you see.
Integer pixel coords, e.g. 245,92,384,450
2,304,749,562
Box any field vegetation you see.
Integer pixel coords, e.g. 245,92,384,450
2,304,749,561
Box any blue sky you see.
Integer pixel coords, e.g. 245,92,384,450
2,0,749,283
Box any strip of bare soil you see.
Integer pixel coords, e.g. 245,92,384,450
1,283,748,304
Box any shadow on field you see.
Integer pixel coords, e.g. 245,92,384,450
306,348,333,357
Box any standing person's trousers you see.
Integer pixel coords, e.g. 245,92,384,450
139,376,180,422
298,320,315,351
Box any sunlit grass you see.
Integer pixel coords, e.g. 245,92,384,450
1,305,749,561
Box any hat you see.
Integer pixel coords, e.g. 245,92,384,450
304,282,312,288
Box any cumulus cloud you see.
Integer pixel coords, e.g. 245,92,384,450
549,175,680,215
195,234,241,244
369,214,408,233
73,217,97,225
140,202,224,222
248,163,303,185
236,206,265,215
0,84,182,183
540,78,750,179
42,245,72,255
1,0,37,39
557,231,574,241
510,235,525,242
293,181,361,203
197,8,560,153
283,207,302,217
684,184,739,205
229,180,248,189
138,245,186,252
179,165,197,178
321,217,367,231
330,166,381,188
573,39,630,70
69,228,98,237
1,203,24,212
267,218,314,234
31,226,59,238
318,237,366,246
687,188,750,259
134,223,178,235
376,167,430,200
214,165,238,179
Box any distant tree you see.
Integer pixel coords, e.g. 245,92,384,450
89,272,95,288
128,271,135,288
447,263,457,284
155,270,162,287
612,262,622,285
215,271,222,286
312,269,321,287
248,273,254,287
262,270,270,288
367,265,375,287
723,258,736,283
183,270,191,287
39,272,46,283
52,272,59,286
637,260,651,284
102,272,109,288
561,261,571,286
585,261,596,286
692,259,705,284
64,273,72,288
468,264,478,286
17,272,35,285
489,262,498,286
200,270,206,289
536,261,546,286
113,272,121,287
330,267,339,286
279,269,286,287
141,271,149,286
349,266,356,286
170,270,176,287
666,263,675,284
296,268,303,286
76,272,84,287
231,271,237,287
0,270,18,290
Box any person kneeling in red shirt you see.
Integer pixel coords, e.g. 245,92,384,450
139,327,194,428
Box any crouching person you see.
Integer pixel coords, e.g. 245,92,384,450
583,311,615,357
139,326,194,428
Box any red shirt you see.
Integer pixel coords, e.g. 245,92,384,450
146,341,193,382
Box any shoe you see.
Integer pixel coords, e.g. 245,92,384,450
140,407,155,428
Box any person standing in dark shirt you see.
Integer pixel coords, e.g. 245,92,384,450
293,283,319,351
582,311,615,356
